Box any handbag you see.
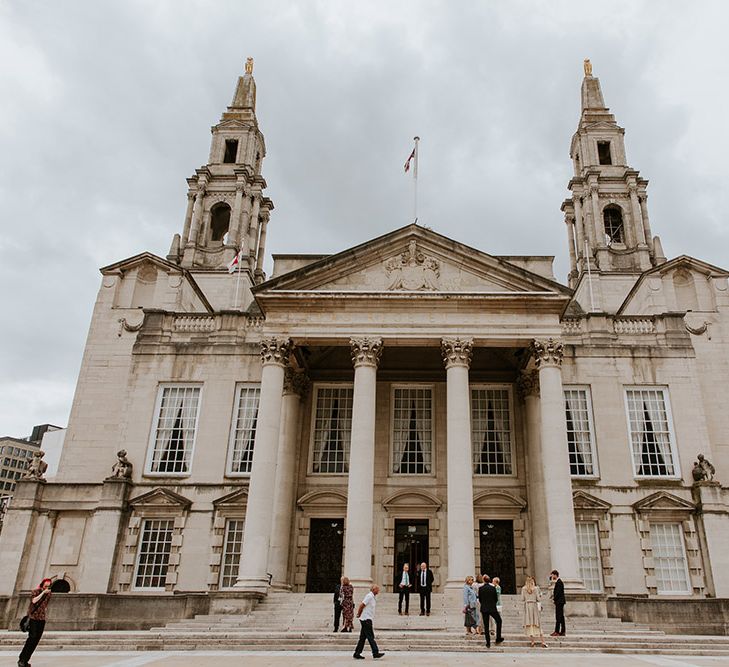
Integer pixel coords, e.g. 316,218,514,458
19,615,30,632
464,608,477,626
537,601,543,612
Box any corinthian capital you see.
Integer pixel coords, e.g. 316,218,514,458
516,370,540,400
350,337,383,368
441,337,473,369
260,337,292,367
283,367,309,398
530,338,564,368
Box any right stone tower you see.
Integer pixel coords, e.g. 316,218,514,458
561,59,666,300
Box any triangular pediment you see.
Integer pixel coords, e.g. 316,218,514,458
572,490,611,511
129,487,192,509
633,491,695,513
254,225,571,298
213,488,249,507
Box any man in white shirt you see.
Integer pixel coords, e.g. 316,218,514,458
353,584,385,660
398,563,411,615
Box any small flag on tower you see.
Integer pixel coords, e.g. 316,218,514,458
404,147,416,174
227,247,245,274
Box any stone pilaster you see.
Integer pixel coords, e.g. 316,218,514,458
268,368,309,589
529,338,584,591
236,336,292,592
441,337,476,589
343,337,382,588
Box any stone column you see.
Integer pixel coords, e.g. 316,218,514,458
229,183,246,248
187,186,206,247
565,214,577,277
693,483,729,597
343,337,383,588
268,368,308,589
573,197,585,261
236,337,292,592
84,477,132,592
589,185,603,248
639,194,654,253
181,192,195,247
518,370,551,582
441,337,476,590
629,185,646,245
248,195,261,267
255,211,269,281
530,338,583,590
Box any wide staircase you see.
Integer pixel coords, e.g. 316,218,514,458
3,592,729,655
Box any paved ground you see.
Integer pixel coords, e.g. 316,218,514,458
3,652,729,667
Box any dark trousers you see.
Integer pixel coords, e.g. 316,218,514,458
333,602,342,631
19,618,45,664
481,610,502,646
398,588,410,613
354,618,379,657
554,602,566,634
419,591,431,614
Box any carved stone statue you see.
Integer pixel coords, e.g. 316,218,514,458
698,453,716,481
583,58,593,77
692,460,705,483
245,57,254,75
110,449,133,479
24,450,48,481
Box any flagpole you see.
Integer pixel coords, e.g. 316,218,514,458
585,239,595,312
413,136,420,224
234,248,242,310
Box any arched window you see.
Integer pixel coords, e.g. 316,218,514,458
603,206,624,245
51,578,71,593
210,203,231,243
673,270,699,311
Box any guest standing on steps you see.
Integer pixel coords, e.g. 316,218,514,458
333,576,344,632
521,576,548,648
416,562,434,616
18,577,52,667
340,576,354,633
463,576,478,636
353,585,385,660
550,569,566,637
477,575,504,648
397,563,411,615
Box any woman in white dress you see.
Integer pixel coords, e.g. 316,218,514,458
521,575,548,648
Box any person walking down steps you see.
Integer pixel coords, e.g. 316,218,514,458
353,585,385,660
18,577,53,667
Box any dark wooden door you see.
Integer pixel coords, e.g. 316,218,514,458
306,518,344,593
479,519,516,594
393,520,429,591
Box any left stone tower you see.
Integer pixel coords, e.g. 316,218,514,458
169,57,273,283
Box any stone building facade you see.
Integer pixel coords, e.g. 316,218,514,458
1,60,728,630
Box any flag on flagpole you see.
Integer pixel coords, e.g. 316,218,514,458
404,147,416,173
227,247,245,274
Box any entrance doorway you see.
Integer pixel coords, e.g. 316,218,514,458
479,519,516,594
393,519,429,591
306,518,344,593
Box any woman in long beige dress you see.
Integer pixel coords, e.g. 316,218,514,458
521,576,548,648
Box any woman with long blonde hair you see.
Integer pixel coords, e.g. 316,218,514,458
521,575,547,648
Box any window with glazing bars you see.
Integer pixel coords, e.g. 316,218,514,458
311,386,353,474
219,519,245,588
651,523,690,594
148,386,201,474
392,387,432,474
575,522,603,592
134,519,174,589
471,388,512,475
625,388,675,477
564,388,597,476
228,385,260,474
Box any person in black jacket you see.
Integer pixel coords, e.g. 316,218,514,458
415,562,434,616
333,576,344,632
477,575,504,648
549,569,566,636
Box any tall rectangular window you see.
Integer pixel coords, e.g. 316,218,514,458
597,140,612,165
223,139,238,163
311,386,353,474
392,387,433,474
651,523,690,594
564,388,597,477
575,522,603,592
227,385,261,475
219,519,245,589
134,519,174,590
625,388,677,477
147,385,201,475
471,387,513,475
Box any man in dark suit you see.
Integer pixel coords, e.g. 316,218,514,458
550,569,566,636
477,575,504,648
333,577,343,632
415,562,434,616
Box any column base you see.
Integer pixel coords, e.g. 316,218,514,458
233,576,270,595
562,577,588,594
269,582,293,592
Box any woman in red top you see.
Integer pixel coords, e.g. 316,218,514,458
18,577,52,667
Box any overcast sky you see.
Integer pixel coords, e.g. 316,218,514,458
1,1,728,437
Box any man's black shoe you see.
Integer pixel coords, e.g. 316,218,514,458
353,654,365,660
373,653,385,659
495,637,504,644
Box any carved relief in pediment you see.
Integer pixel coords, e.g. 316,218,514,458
384,240,440,291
